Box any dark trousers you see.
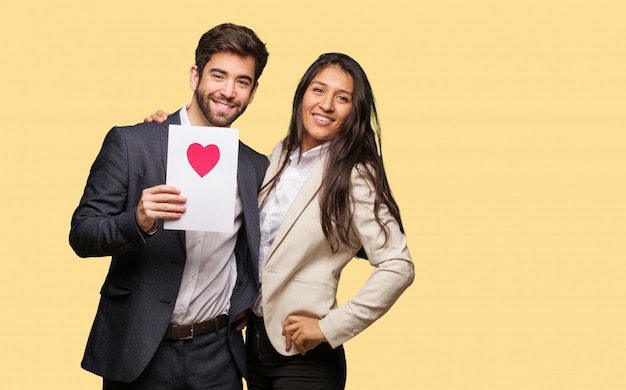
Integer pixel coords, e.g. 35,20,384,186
246,314,346,390
103,326,240,390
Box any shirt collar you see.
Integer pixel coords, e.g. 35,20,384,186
180,104,191,126
290,142,330,162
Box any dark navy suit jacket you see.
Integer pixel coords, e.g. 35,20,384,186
69,111,268,382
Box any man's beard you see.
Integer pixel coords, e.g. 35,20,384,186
195,91,249,127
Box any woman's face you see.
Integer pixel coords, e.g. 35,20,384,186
301,65,354,152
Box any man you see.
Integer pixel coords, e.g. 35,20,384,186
69,23,269,389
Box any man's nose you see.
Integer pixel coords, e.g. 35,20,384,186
221,80,236,98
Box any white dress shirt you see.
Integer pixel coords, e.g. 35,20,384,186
170,106,241,324
253,142,329,316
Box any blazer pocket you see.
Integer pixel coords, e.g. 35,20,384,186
292,277,336,295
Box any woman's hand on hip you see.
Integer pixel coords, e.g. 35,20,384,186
282,313,327,355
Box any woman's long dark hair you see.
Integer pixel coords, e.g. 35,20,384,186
263,53,403,252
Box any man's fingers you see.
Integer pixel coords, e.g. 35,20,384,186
145,209,186,220
143,184,183,196
139,197,187,215
140,186,187,208
143,194,187,206
232,311,248,332
136,185,187,230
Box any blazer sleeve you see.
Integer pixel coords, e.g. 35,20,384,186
69,127,150,257
318,165,415,348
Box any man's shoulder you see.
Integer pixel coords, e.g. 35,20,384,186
106,111,181,139
239,141,268,163
113,121,162,133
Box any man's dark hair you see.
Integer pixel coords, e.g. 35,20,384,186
195,23,269,83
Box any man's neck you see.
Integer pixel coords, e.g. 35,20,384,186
186,101,211,127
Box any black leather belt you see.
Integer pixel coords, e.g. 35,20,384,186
163,314,229,341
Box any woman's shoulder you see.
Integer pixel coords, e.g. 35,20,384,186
349,162,377,181
348,163,377,200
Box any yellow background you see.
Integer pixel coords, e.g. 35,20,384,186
1,0,624,389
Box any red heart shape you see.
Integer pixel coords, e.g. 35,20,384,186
187,143,220,178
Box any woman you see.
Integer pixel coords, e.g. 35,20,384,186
247,53,414,389
146,53,414,389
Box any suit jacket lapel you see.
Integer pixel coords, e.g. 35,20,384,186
237,142,258,238
158,111,181,173
158,111,185,247
237,143,252,201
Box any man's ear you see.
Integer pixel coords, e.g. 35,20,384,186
190,65,200,91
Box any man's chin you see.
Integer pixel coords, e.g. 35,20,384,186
211,110,246,127
209,116,235,127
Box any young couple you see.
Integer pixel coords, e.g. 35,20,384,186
71,22,414,390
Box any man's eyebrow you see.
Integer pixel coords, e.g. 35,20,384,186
209,67,253,82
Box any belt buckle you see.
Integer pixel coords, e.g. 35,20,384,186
181,324,194,340
174,324,194,340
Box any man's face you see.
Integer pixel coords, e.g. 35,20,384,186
190,51,257,127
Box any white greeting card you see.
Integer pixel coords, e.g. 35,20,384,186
164,125,239,232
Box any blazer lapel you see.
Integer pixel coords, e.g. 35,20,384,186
258,144,284,206
158,111,185,247
263,154,326,265
158,111,181,173
237,142,258,238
